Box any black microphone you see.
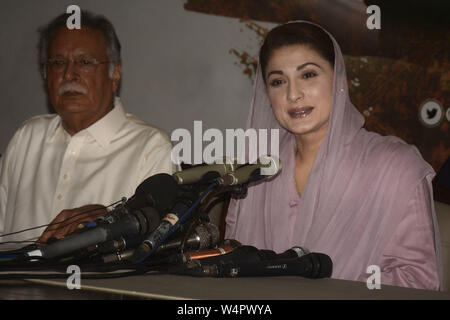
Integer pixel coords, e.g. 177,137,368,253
274,246,310,260
251,247,308,261
27,207,161,259
178,245,308,266
195,253,332,278
134,173,178,206
120,172,180,213
217,155,281,186
79,173,179,231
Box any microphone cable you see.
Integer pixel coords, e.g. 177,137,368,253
0,200,122,243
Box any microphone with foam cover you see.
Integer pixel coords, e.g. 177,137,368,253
128,173,179,213
87,173,179,228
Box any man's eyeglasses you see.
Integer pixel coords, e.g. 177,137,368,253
45,57,112,74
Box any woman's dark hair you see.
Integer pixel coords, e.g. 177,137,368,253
259,22,335,83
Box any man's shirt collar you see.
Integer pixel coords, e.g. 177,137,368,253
47,97,127,148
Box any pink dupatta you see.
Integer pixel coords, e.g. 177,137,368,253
225,21,442,289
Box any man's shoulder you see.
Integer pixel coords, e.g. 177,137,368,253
18,113,59,131
12,114,60,140
122,112,171,144
2,114,60,159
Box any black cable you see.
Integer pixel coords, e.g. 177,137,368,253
0,259,168,280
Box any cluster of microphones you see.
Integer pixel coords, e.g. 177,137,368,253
17,156,332,279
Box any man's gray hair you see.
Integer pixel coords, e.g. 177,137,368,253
38,10,121,79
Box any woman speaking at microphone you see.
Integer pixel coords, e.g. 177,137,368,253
225,21,442,290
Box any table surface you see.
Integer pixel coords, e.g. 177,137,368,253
1,274,449,300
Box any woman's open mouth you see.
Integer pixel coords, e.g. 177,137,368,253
288,106,314,119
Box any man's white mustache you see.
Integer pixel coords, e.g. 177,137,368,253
58,83,88,96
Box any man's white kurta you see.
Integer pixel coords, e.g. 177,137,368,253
0,98,175,243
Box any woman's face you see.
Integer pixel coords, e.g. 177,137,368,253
265,44,334,139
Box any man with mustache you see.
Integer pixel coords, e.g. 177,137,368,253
0,11,174,245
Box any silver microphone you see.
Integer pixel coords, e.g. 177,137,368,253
156,222,220,252
217,155,281,186
172,157,239,185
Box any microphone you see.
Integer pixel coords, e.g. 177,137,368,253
192,245,306,265
171,245,316,277
165,239,241,265
238,246,309,261
187,252,332,278
133,163,226,263
93,234,144,255
100,222,221,264
172,159,238,185
131,190,201,262
156,222,220,252
83,173,179,229
101,248,135,263
134,173,178,204
209,253,333,278
275,246,310,260
197,245,260,263
109,173,179,220
217,155,281,186
27,207,161,259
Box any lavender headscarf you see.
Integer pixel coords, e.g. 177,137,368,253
225,21,442,289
